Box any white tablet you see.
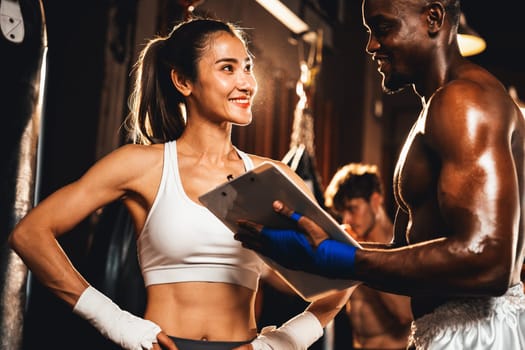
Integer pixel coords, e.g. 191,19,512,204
199,161,361,301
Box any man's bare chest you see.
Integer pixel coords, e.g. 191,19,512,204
393,126,435,207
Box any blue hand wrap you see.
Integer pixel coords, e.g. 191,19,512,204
314,240,357,278
259,227,358,279
290,211,303,222
260,227,316,270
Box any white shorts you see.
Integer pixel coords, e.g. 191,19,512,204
408,283,525,349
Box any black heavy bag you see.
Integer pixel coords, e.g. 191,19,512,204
0,0,47,349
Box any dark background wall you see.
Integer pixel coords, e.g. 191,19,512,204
36,0,525,211
462,2,525,95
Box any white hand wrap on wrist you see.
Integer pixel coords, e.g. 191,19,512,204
73,286,161,350
250,311,323,350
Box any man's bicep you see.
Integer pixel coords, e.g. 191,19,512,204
437,140,518,242
430,86,518,239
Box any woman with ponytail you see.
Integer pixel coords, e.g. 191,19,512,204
9,17,351,350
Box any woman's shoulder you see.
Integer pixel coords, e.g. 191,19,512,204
246,153,272,167
111,142,164,158
245,154,288,170
245,154,300,179
72,143,165,197
95,143,165,175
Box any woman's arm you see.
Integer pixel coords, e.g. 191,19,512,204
305,288,354,327
8,144,175,350
247,288,351,350
8,145,159,301
8,145,139,304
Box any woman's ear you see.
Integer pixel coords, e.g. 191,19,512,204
170,69,192,96
426,2,445,34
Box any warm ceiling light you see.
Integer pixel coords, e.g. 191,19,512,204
254,0,309,34
457,12,486,57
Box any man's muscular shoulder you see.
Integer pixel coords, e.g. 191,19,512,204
424,78,510,153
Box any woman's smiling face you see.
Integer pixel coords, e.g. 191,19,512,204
187,31,258,126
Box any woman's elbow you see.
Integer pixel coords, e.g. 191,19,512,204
8,221,39,256
8,226,28,253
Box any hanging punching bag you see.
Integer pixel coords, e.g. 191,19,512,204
0,1,47,349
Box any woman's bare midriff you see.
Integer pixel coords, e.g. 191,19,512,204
144,281,258,341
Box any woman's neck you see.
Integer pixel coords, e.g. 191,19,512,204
178,117,234,153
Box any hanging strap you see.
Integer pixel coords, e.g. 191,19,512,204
282,144,306,172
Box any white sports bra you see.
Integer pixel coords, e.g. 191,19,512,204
137,141,263,290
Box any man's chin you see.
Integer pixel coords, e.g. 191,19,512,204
382,82,410,95
381,75,412,95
